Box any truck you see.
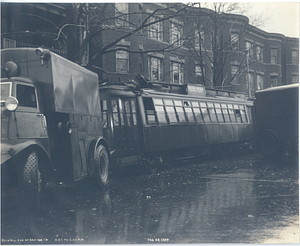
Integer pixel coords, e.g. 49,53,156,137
254,83,298,158
1,48,110,202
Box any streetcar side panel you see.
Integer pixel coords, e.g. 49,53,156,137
142,95,254,153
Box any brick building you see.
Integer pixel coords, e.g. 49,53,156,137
1,3,299,97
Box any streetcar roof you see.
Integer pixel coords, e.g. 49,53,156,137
99,84,252,105
142,89,249,103
255,83,299,94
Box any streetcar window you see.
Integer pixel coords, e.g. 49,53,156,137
207,102,214,108
220,103,230,123
199,102,207,107
228,108,236,122
112,99,120,126
165,106,178,123
240,105,247,123
164,99,173,106
214,103,224,123
192,101,204,123
119,99,125,126
155,105,167,123
200,102,210,123
235,109,242,123
174,100,183,106
125,100,132,126
131,100,137,125
207,103,217,123
143,97,157,124
233,104,239,110
193,107,203,123
175,106,186,123
100,100,108,128
185,107,195,123
192,101,199,107
241,110,247,123
208,108,218,123
222,108,230,123
153,98,163,105
215,108,224,123
163,99,178,124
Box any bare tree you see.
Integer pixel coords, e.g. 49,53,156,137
54,3,194,70
184,3,265,90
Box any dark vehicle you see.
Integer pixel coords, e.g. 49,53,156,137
254,83,299,157
99,79,255,179
1,48,106,201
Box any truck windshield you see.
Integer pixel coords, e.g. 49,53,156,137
1,82,11,102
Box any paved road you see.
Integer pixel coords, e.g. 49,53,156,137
1,153,299,244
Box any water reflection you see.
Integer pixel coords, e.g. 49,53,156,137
1,155,298,244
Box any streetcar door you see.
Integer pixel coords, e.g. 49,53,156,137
122,98,140,157
111,97,141,160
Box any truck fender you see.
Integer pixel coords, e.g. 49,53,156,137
87,137,110,177
1,140,54,182
1,139,51,166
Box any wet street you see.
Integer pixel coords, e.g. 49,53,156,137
1,153,299,244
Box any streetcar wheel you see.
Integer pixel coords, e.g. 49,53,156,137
21,151,43,204
260,132,281,158
95,145,109,187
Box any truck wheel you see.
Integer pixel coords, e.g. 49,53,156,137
95,145,109,187
21,151,42,205
260,132,281,158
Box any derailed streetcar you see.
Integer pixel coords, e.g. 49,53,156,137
99,78,255,184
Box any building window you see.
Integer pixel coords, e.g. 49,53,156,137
256,45,263,62
171,22,183,46
270,76,277,87
292,50,299,64
246,41,253,58
116,50,129,73
195,30,204,50
115,3,129,26
231,32,239,51
3,38,16,48
231,65,240,84
149,56,163,81
148,16,163,41
257,74,264,90
292,75,299,84
171,61,184,84
271,48,277,64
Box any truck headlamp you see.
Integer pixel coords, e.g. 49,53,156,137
5,97,19,111
3,61,20,78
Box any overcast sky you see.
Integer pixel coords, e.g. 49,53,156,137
245,2,299,38
192,1,299,38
